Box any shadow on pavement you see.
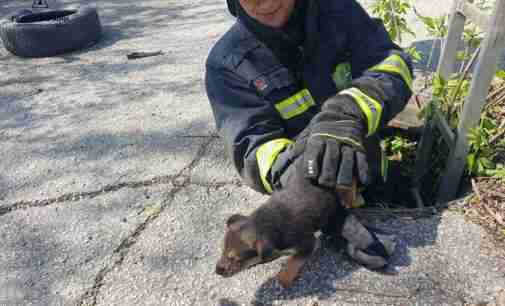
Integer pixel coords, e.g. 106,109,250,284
0,218,70,306
218,298,240,306
1,0,227,56
251,212,442,305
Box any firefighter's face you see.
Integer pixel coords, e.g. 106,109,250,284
238,0,296,28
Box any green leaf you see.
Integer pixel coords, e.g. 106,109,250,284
456,52,468,61
481,117,497,131
405,47,423,63
480,157,496,169
477,159,486,174
496,70,505,80
432,73,447,97
483,168,505,178
467,153,476,173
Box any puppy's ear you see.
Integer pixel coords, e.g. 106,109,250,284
226,214,247,228
255,239,274,260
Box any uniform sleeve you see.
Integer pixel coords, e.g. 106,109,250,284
205,64,293,194
339,0,414,136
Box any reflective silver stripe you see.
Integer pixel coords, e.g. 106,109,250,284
274,89,315,120
281,94,311,115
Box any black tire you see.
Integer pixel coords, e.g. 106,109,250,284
0,6,102,58
10,9,33,22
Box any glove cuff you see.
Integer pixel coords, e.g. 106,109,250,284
339,87,384,137
256,138,293,194
321,94,366,123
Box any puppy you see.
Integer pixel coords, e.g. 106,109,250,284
215,165,337,287
215,158,395,287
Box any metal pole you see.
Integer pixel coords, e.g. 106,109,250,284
437,0,467,79
437,0,505,202
411,0,465,205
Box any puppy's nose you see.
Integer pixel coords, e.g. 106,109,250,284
215,265,225,275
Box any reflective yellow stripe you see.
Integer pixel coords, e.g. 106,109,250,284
340,87,383,136
332,62,352,91
275,89,315,120
256,138,293,193
369,54,413,91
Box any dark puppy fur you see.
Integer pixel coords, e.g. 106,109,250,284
215,160,346,287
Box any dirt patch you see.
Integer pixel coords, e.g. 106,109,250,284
461,178,505,246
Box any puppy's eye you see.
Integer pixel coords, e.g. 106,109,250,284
239,249,258,260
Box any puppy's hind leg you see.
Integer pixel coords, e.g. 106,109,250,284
276,236,320,288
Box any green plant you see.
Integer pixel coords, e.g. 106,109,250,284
415,10,448,69
495,70,505,80
382,135,417,176
427,73,470,126
467,117,500,176
414,11,448,38
458,23,483,73
371,0,415,43
405,46,423,63
420,64,504,180
372,0,504,183
383,136,416,158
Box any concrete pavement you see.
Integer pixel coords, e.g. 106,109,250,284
1,0,504,305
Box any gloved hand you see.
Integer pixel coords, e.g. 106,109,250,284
270,78,387,191
301,93,369,189
341,214,395,271
322,210,394,271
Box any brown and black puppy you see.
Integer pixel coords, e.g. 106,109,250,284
215,160,345,288
215,157,396,287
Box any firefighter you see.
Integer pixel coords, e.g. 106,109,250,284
205,0,413,270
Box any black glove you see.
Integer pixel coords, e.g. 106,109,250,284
301,94,369,189
322,211,394,271
341,214,395,271
270,79,387,191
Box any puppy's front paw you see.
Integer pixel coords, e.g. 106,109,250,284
276,254,310,288
276,269,297,288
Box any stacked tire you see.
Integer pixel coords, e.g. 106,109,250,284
0,6,102,58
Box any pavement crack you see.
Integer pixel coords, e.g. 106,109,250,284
77,135,216,306
176,134,220,139
0,133,239,217
0,174,178,216
179,178,243,189
0,177,243,217
77,183,186,306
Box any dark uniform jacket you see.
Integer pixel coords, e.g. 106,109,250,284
205,0,413,194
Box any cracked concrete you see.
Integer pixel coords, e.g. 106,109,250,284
0,185,170,305
77,135,217,306
0,0,224,205
1,0,505,305
86,185,505,306
0,174,177,216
